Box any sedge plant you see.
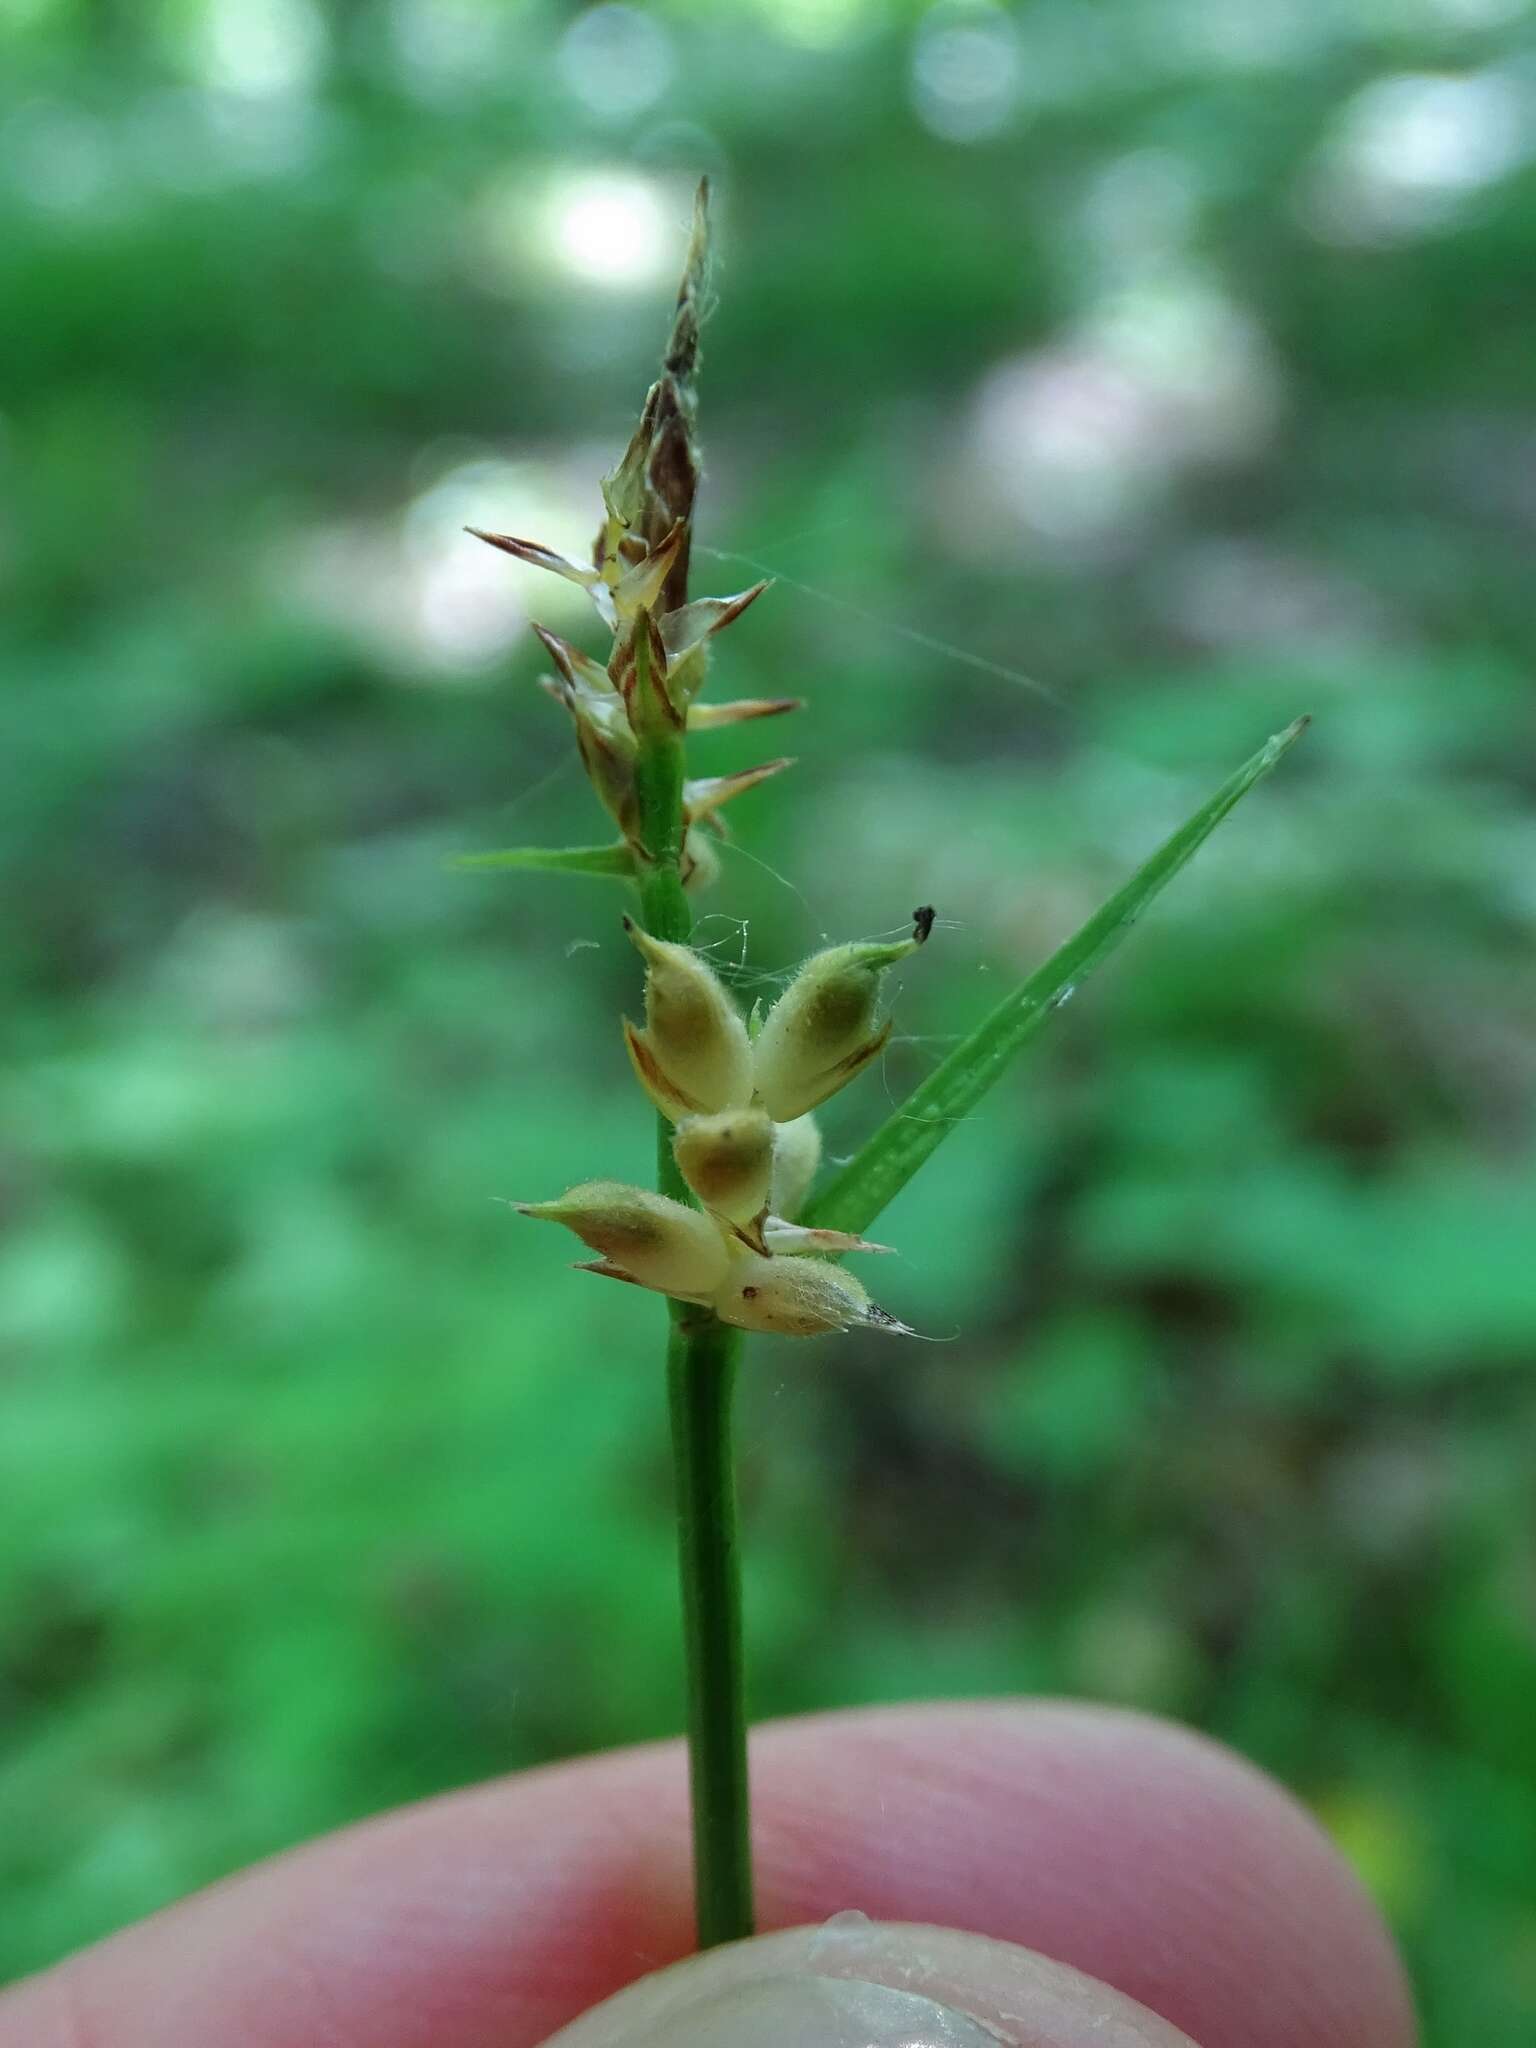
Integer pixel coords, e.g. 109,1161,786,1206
463,184,1305,1952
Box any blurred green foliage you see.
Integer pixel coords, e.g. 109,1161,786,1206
3,1,1536,2040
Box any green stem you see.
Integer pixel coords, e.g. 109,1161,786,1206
633,657,755,1949
666,1307,751,1948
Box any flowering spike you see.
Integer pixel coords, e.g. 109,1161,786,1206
751,909,933,1122
710,1251,912,1338
516,1180,730,1300
673,1109,774,1235
622,916,753,1118
687,697,801,731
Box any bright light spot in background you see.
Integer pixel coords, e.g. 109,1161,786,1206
1422,0,1528,26
1079,148,1198,281
546,171,673,288
911,3,1023,143
1150,0,1323,76
284,458,600,673
960,278,1280,549
558,5,675,119
1301,70,1534,244
0,0,57,31
404,458,591,665
0,99,116,215
468,168,681,298
384,0,503,102
756,0,881,52
194,0,327,97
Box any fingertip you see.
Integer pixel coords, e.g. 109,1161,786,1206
747,1702,1416,2048
541,1921,1198,2048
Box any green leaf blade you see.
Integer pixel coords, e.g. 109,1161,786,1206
449,843,635,879
805,718,1309,1239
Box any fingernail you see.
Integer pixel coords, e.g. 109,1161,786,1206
625,1973,1002,2047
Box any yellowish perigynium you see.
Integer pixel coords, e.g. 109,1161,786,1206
519,907,932,1338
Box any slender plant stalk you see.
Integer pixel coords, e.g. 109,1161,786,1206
471,186,1308,1966
633,554,754,1948
663,1308,751,1948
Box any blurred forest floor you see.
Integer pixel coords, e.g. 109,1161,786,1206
2,4,1535,2041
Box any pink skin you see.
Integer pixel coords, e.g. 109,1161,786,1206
1,1701,1416,2048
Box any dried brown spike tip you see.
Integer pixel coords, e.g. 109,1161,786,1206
913,905,936,944
648,179,711,608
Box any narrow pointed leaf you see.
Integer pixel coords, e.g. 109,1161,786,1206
450,843,636,879
805,719,1309,1238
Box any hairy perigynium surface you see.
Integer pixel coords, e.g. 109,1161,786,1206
522,911,929,1336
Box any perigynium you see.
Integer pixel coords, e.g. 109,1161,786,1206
463,181,1305,1951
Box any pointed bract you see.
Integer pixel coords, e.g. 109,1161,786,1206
532,623,615,697
687,697,801,731
468,525,617,627
468,528,602,590
684,758,795,826
613,522,686,622
660,581,771,703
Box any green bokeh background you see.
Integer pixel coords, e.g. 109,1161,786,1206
3,1,1535,2038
